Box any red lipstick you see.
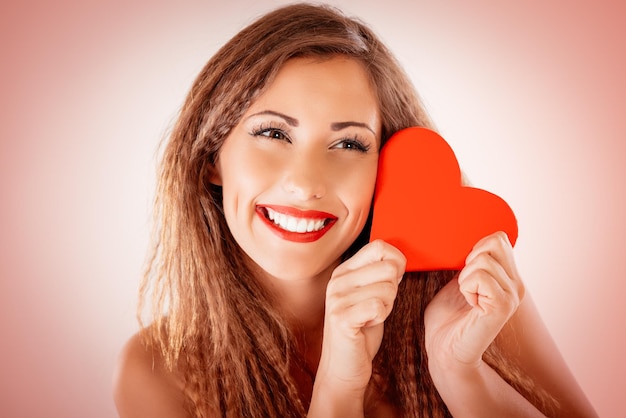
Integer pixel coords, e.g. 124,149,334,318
256,205,337,243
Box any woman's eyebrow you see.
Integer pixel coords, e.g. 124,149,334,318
331,121,375,135
247,110,375,135
247,110,299,126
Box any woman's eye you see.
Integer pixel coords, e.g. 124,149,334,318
257,128,289,141
336,139,370,153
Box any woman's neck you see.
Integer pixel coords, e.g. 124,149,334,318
249,259,340,407
260,264,333,332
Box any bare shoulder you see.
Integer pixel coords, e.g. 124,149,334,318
500,292,598,417
113,329,188,418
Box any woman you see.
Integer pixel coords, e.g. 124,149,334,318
113,3,597,417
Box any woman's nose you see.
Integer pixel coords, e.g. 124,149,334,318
281,153,327,200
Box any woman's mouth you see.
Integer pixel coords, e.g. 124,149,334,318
265,206,329,232
256,205,337,242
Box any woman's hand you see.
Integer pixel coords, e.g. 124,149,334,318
424,231,524,369
313,240,405,403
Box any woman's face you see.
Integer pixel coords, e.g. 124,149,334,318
214,57,381,282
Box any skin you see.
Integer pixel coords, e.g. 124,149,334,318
214,57,381,291
113,57,598,417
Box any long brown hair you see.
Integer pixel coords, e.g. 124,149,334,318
139,3,554,416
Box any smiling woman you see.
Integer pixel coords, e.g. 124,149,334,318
112,3,597,417
214,57,379,280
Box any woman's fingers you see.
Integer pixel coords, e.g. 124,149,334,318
464,232,522,288
424,232,527,367
459,231,525,312
326,241,405,334
459,254,515,310
327,281,399,329
332,239,406,282
317,240,406,391
328,256,402,296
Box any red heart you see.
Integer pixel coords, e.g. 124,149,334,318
370,127,518,271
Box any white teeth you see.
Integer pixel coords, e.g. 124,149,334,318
278,214,289,230
265,207,328,233
296,219,308,233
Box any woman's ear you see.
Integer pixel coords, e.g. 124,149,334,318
208,165,222,186
203,162,222,186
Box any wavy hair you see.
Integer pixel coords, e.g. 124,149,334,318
139,3,554,416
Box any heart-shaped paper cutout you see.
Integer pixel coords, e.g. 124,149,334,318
370,127,518,271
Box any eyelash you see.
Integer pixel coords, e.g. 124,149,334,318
336,137,371,153
250,122,292,142
249,123,371,153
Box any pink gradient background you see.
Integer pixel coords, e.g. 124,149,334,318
1,0,624,416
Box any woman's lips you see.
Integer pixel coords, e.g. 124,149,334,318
256,205,337,243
